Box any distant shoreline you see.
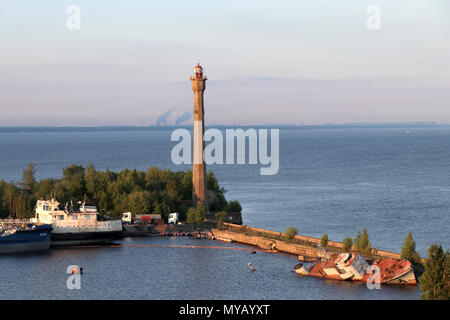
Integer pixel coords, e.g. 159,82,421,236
0,122,449,133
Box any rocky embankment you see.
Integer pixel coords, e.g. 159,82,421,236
122,223,212,237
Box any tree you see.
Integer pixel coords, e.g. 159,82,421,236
354,229,371,253
285,227,298,242
62,165,86,202
401,232,421,264
359,229,372,253
419,244,449,300
320,234,328,247
343,237,353,252
153,200,171,222
354,230,362,251
85,163,98,202
127,190,151,214
186,204,207,225
225,200,242,213
19,163,36,193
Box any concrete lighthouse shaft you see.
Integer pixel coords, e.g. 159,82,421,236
190,63,207,204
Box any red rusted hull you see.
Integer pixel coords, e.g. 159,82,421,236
295,253,417,285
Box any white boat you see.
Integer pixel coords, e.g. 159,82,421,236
32,199,123,246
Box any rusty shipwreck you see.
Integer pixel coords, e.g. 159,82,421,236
294,252,417,285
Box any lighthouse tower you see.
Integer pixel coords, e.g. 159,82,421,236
190,63,207,204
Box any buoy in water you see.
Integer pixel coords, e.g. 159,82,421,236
72,267,83,275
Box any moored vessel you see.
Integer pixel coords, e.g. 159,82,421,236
0,220,52,254
33,199,123,246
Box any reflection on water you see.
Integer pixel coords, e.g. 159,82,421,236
0,237,421,300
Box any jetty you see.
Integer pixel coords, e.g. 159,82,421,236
212,223,406,260
210,223,419,285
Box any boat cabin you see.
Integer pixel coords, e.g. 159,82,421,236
34,199,99,227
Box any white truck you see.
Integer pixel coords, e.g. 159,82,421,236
122,212,132,224
168,212,179,225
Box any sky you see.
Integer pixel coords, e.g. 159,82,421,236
0,0,449,126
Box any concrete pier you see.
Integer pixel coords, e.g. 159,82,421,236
213,223,407,261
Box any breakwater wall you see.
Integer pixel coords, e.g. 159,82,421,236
212,228,326,257
220,223,403,260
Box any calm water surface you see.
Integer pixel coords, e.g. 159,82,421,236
0,237,420,300
1,127,449,299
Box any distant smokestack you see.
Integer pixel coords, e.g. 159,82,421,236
155,110,172,126
175,111,192,125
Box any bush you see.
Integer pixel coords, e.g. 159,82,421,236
343,237,353,252
186,204,207,225
285,227,298,242
320,234,328,247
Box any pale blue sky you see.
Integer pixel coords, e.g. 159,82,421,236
0,0,449,126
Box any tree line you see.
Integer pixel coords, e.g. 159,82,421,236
0,163,235,222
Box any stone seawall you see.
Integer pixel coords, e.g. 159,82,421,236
220,223,403,260
212,229,326,257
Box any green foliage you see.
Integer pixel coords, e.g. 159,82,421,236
19,163,36,193
285,226,298,242
419,244,449,300
343,237,353,252
186,203,207,225
215,211,227,228
153,200,171,222
401,232,421,264
62,165,87,203
127,191,152,214
224,200,242,213
0,164,228,221
360,229,372,253
320,234,329,247
206,170,228,212
354,229,371,253
353,230,361,251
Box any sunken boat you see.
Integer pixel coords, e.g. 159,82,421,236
294,252,416,285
